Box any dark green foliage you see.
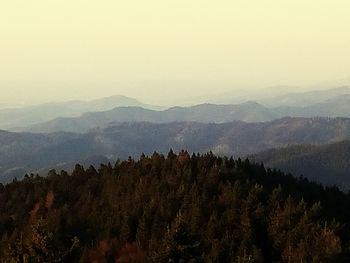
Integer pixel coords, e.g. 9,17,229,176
0,152,349,262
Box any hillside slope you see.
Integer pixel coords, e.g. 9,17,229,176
251,140,350,190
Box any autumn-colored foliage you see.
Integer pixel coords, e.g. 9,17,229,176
0,151,349,262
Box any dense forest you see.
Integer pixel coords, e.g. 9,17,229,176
1,151,350,262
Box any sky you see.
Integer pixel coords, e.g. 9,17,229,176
0,0,349,106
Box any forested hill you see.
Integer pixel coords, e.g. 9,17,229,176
2,117,350,186
251,141,350,190
1,152,350,262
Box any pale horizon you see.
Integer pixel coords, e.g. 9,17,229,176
1,0,349,106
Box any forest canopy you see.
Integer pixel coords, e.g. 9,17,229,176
0,151,349,262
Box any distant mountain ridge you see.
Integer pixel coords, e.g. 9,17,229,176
200,86,350,105
2,117,350,186
12,87,350,134
275,94,350,118
4,86,350,133
260,86,350,107
17,102,279,133
0,95,160,130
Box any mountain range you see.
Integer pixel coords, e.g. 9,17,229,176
8,86,350,134
2,117,350,187
2,86,350,191
0,95,159,130
17,102,279,133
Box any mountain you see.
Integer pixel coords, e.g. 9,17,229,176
275,94,350,118
19,102,279,133
250,140,350,190
10,87,350,134
0,95,158,130
260,86,350,107
0,129,92,180
2,117,350,185
187,86,296,105
17,91,350,134
198,86,350,106
1,153,350,261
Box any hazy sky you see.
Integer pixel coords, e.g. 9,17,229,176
1,0,349,106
